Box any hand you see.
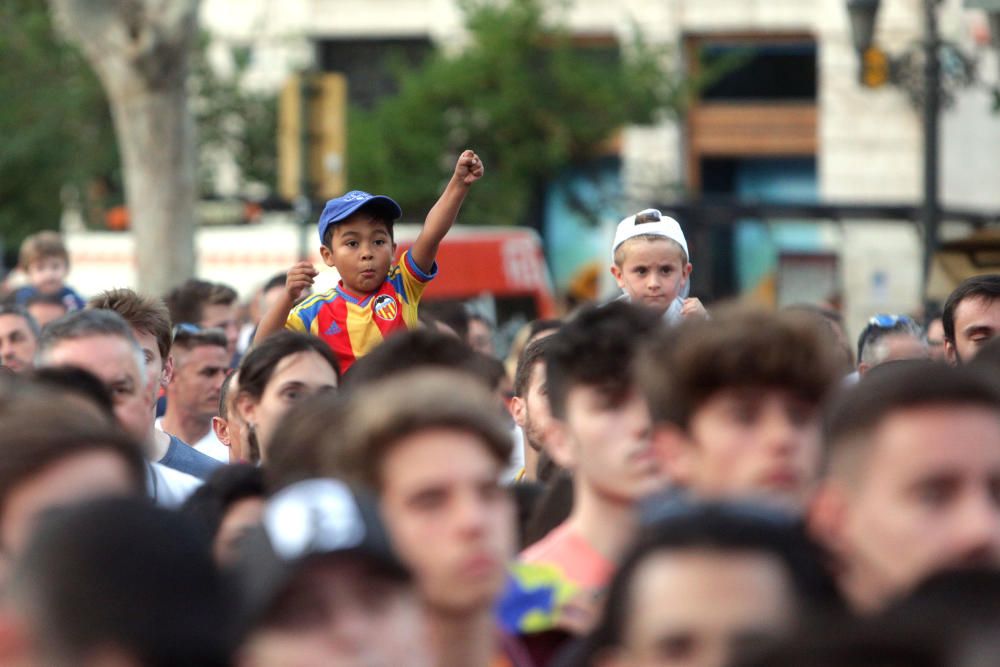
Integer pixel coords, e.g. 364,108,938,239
454,149,484,186
681,297,707,320
285,261,317,302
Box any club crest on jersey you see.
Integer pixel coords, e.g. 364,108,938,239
372,294,399,322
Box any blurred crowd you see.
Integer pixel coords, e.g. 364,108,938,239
2,154,1000,667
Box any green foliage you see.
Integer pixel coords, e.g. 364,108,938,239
189,33,278,195
347,0,693,227
0,0,119,255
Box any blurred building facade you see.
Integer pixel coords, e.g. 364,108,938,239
201,0,1000,336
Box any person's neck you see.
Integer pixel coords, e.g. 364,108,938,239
567,481,638,564
523,443,539,482
428,605,496,667
148,424,171,462
337,280,376,299
160,405,210,445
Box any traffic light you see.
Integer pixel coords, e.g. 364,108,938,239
278,73,347,202
860,46,890,88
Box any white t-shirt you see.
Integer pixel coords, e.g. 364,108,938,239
155,418,230,463
146,462,202,508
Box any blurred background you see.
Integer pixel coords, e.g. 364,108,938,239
3,0,1000,342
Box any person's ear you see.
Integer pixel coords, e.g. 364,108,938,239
235,393,257,428
651,423,695,487
212,416,231,447
857,362,870,376
319,244,336,268
945,339,960,366
0,607,34,666
682,261,693,283
545,419,576,469
610,264,626,290
509,396,527,427
161,354,174,388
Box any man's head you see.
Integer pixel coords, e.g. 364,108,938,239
611,209,691,314
510,335,557,456
640,306,841,512
588,503,802,667
856,314,927,375
0,305,38,374
545,302,665,504
467,313,496,357
0,395,145,560
36,309,152,447
182,464,266,565
88,288,174,405
326,370,515,615
811,361,1000,613
316,191,401,295
943,275,1000,364
4,497,234,667
167,326,230,424
24,292,67,329
233,479,429,667
164,279,240,357
18,231,70,295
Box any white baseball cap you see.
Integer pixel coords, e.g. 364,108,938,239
612,208,688,264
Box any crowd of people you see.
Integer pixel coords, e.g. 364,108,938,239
1,148,1000,667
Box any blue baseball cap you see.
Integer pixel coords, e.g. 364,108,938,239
317,190,402,244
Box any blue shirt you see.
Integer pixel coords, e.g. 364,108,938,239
159,435,224,481
13,285,86,312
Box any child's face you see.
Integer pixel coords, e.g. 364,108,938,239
26,257,68,294
553,383,667,503
663,388,822,512
319,212,395,295
611,239,690,314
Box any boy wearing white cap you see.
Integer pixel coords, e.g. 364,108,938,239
610,208,706,324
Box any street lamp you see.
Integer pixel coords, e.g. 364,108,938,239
846,0,1000,310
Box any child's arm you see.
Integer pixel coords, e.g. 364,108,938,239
409,149,484,274
253,261,317,344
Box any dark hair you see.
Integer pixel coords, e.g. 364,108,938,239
9,497,234,666
164,279,238,327
0,303,40,339
856,315,923,366
528,318,562,341
171,326,229,354
585,501,824,658
545,302,661,420
420,302,470,341
218,370,237,420
30,365,115,418
88,288,173,361
322,206,395,248
36,309,140,363
181,464,266,541
823,360,1000,477
514,335,556,398
640,305,840,429
0,398,146,534
265,390,346,493
238,331,340,404
942,275,1000,344
262,272,287,293
523,471,574,548
343,328,491,391
326,370,512,491
24,291,69,310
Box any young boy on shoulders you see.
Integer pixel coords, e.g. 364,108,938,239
255,150,484,372
11,231,86,312
610,208,705,324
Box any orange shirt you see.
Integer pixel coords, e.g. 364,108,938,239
520,522,615,593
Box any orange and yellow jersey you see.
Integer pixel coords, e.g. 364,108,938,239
285,250,437,373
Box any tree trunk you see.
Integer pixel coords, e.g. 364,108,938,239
49,0,199,295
